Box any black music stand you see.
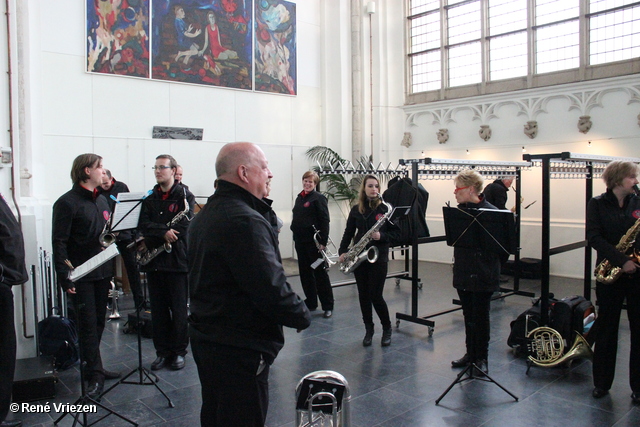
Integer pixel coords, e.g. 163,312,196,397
54,302,137,426
435,207,518,405
99,272,174,407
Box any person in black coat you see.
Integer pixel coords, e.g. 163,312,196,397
0,195,28,427
482,178,513,210
291,171,334,317
188,142,310,426
99,170,145,310
52,153,121,399
449,170,500,374
138,154,195,372
339,174,399,347
586,161,640,404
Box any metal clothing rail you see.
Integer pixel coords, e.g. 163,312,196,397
522,152,640,325
394,158,533,334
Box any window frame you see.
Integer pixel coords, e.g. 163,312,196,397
406,0,640,104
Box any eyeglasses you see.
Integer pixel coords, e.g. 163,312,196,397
454,185,470,194
151,165,172,170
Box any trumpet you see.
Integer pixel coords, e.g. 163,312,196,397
99,214,116,247
312,225,339,269
107,280,123,319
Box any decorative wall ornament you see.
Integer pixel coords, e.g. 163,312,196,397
524,121,538,139
436,128,449,144
402,77,640,139
577,116,592,134
401,132,412,148
479,125,491,141
153,126,203,140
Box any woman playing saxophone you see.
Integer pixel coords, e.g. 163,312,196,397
338,175,399,347
586,161,640,404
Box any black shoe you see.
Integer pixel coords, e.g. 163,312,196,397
363,325,374,347
170,355,185,370
102,369,121,380
86,377,105,400
592,387,609,398
381,327,392,347
631,392,640,404
451,354,471,368
323,310,332,318
474,359,488,375
151,356,168,371
1,420,23,427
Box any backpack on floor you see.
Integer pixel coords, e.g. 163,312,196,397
38,312,79,371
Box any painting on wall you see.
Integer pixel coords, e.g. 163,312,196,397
86,0,150,77
151,0,252,90
255,0,297,95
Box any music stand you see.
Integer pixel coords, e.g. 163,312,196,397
435,207,518,405
99,272,174,407
54,302,137,426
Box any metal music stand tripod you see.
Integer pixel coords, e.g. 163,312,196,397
436,206,519,405
54,301,137,426
99,272,174,407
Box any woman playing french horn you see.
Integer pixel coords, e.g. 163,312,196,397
586,161,640,404
338,175,399,347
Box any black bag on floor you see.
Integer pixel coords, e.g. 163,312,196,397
507,295,557,356
38,313,79,371
549,295,588,342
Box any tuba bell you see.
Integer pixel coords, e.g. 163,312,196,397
526,327,593,368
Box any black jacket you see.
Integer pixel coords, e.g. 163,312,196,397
338,202,400,264
98,178,134,241
52,184,113,290
188,180,311,364
0,196,28,286
483,180,509,210
587,189,640,274
452,197,501,292
138,181,195,272
291,190,330,245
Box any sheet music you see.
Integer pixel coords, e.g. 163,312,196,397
111,192,146,232
69,244,119,282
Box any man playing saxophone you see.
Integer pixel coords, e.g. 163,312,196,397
138,154,195,371
586,161,640,404
338,174,399,347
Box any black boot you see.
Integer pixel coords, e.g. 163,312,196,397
451,353,471,368
381,326,392,347
363,324,374,347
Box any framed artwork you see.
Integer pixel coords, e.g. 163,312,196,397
86,0,150,77
151,0,252,90
255,0,297,95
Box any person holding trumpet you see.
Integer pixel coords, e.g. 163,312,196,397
291,171,334,318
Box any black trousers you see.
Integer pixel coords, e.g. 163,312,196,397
295,242,334,310
146,271,189,358
116,240,144,309
190,326,269,427
457,289,493,361
353,261,391,328
593,277,640,392
0,284,16,422
72,278,110,378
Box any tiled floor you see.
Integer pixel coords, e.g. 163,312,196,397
10,260,640,426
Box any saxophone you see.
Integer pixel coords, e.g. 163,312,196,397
137,190,191,266
339,194,394,274
594,217,640,284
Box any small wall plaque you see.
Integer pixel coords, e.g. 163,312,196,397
152,126,203,140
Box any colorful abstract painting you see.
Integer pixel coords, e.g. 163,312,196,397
254,0,296,95
86,0,150,77
151,0,252,89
